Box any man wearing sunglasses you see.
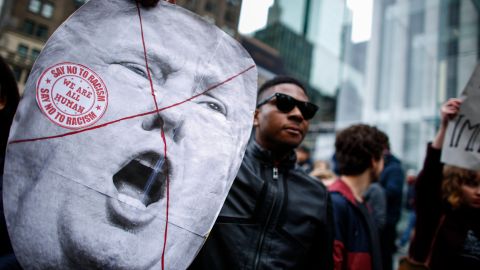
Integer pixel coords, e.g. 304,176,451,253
190,76,334,269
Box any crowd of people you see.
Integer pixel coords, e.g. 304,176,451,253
1,0,480,269
299,125,406,270
296,98,480,270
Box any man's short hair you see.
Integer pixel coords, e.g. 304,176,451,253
258,75,307,99
377,130,390,151
335,124,384,176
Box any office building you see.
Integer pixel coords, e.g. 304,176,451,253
336,0,480,169
176,0,242,37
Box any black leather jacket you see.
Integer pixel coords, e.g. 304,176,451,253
189,140,334,270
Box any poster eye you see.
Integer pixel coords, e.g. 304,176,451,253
127,64,148,78
206,102,221,112
199,101,226,115
117,62,150,79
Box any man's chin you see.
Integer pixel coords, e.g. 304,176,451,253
274,134,303,148
58,192,164,269
281,139,304,151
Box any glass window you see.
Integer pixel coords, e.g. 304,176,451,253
404,3,425,108
227,0,239,7
402,122,420,170
17,44,29,58
31,49,41,60
73,0,86,8
185,0,196,10
205,1,216,13
222,26,234,36
41,2,54,18
22,19,35,35
35,25,48,39
224,9,235,23
12,66,23,82
24,69,31,83
28,0,41,13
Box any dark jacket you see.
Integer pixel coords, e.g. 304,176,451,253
189,140,334,270
364,182,387,231
409,144,480,270
329,180,382,270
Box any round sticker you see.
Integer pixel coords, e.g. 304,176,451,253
36,62,108,129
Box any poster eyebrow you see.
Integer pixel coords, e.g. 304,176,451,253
9,64,255,145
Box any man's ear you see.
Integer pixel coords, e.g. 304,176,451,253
370,158,378,169
371,157,383,172
253,109,260,127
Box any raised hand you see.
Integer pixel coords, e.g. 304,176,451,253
433,98,463,149
440,98,462,127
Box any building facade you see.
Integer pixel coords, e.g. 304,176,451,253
176,0,242,37
336,0,480,170
255,22,314,84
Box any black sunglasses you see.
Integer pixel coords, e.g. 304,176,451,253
256,93,318,120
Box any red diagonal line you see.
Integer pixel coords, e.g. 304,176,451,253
9,64,255,145
137,0,159,113
135,2,169,268
138,3,168,268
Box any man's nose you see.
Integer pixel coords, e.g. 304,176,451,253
287,105,305,122
141,108,185,143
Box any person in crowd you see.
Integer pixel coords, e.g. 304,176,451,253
310,160,337,186
0,56,21,270
365,182,387,233
397,169,417,251
190,76,334,269
329,124,384,270
402,98,480,269
296,145,314,173
377,131,405,270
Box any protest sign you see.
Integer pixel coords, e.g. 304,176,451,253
3,0,257,269
442,64,480,170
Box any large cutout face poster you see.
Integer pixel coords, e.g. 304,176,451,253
3,0,257,269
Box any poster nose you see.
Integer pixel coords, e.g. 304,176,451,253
141,107,184,142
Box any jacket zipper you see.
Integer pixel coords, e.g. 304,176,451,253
253,165,279,269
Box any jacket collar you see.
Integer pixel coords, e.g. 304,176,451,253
247,138,296,168
329,179,358,206
384,152,400,166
